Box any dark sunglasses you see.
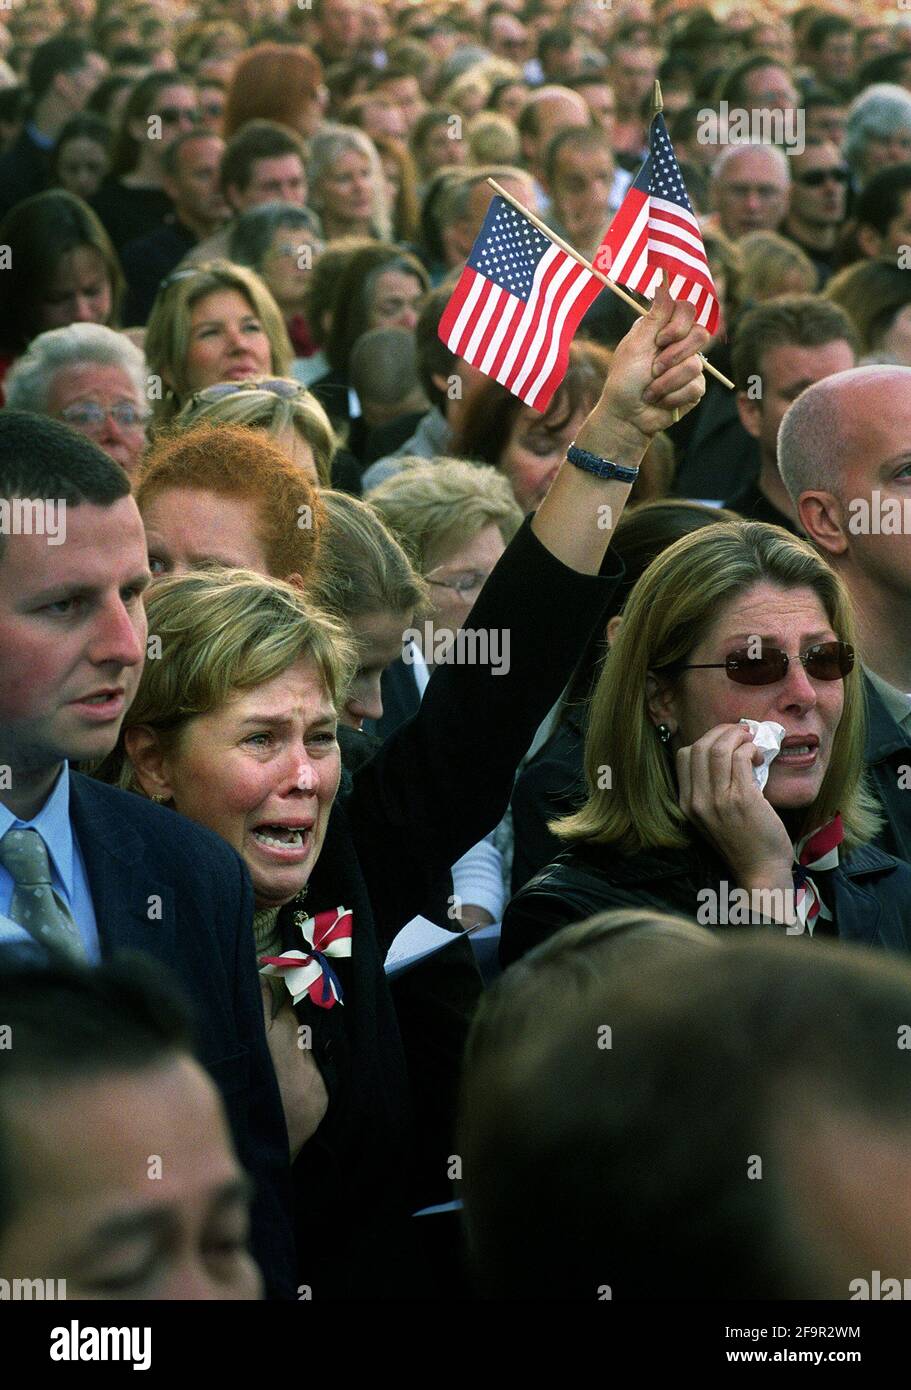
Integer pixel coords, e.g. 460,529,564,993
794,166,850,187
673,640,854,686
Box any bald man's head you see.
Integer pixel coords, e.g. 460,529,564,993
519,86,590,172
780,365,911,590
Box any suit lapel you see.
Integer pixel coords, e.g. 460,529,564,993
69,774,178,967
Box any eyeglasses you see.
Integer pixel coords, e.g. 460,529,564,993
672,640,854,686
189,379,308,404
160,107,199,125
794,166,850,187
59,402,150,431
426,568,492,598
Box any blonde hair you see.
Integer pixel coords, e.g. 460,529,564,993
557,521,880,855
368,457,523,572
307,489,429,624
144,261,293,429
467,112,521,166
173,378,337,487
100,568,356,793
738,231,817,303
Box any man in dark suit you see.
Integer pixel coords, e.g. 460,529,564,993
0,37,107,219
0,413,295,1296
780,364,911,865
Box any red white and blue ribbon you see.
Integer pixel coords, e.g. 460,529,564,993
792,815,843,934
259,906,353,1009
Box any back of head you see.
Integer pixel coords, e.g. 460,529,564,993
824,257,911,356
222,42,322,141
460,928,911,1299
307,489,427,624
737,230,817,302
349,327,421,410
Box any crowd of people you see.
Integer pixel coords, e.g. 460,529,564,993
2,0,911,1304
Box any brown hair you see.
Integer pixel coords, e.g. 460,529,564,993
323,243,430,373
824,258,911,356
451,339,610,469
222,43,323,141
731,294,859,392
136,422,323,584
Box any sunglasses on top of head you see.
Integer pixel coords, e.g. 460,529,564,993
670,640,854,686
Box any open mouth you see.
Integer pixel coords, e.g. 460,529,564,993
249,823,313,858
776,735,820,765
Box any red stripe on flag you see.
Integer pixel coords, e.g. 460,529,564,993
501,250,567,392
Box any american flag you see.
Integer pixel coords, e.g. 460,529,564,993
594,113,720,334
438,196,604,411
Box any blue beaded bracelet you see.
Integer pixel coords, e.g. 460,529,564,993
566,442,640,483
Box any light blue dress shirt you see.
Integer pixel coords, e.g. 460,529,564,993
0,764,101,961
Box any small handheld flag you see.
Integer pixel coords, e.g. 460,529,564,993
438,195,605,412
594,111,721,335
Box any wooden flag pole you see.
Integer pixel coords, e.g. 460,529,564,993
485,178,735,390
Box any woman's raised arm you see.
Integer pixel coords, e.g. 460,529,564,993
532,284,711,575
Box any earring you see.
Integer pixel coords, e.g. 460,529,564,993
657,723,673,745
151,793,169,804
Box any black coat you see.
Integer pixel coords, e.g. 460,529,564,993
0,128,51,218
68,772,296,1298
865,673,911,865
120,218,197,325
282,517,623,1295
501,834,911,967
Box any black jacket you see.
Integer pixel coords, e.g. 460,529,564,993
68,772,296,1298
501,835,911,967
865,673,911,865
121,218,197,325
0,127,52,218
282,517,623,1295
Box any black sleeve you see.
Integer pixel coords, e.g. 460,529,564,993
345,516,624,950
227,854,298,1299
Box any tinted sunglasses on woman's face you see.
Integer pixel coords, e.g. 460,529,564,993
674,640,854,686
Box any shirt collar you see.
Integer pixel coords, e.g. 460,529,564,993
0,763,75,896
25,121,55,152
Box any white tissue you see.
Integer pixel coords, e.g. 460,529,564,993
739,718,786,791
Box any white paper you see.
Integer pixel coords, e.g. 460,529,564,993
740,718,786,790
384,915,458,978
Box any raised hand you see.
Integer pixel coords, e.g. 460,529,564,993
589,281,711,449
